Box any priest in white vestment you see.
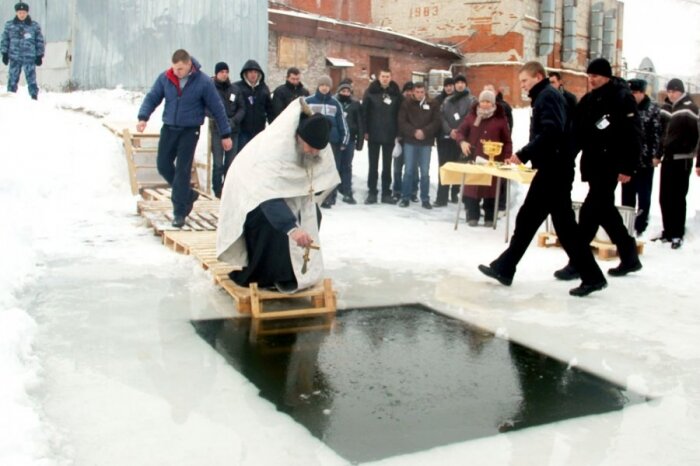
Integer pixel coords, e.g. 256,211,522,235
216,98,340,292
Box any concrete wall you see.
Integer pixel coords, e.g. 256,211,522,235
0,0,267,91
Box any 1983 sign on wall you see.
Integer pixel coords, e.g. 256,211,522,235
410,6,439,18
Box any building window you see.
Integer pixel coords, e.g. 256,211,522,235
411,72,426,83
278,36,308,68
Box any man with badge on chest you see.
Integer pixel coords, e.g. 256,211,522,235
216,99,339,293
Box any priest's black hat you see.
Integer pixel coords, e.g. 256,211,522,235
297,113,330,150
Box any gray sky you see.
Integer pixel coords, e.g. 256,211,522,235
622,0,700,79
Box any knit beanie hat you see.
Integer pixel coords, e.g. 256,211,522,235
337,82,352,93
297,113,331,150
317,75,332,89
443,77,455,86
628,79,647,92
666,78,685,93
402,81,414,93
586,58,612,78
15,2,29,11
214,62,229,74
454,75,467,84
479,90,496,104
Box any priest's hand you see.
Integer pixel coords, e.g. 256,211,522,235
289,228,313,248
618,174,631,183
460,141,471,156
506,154,522,165
222,137,233,151
652,158,661,167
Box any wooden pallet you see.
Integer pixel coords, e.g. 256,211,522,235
537,232,645,260
161,230,337,319
137,188,220,235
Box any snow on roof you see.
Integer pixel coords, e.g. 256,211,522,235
269,8,463,58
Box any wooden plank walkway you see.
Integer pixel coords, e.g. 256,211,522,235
537,232,645,260
137,188,220,234
161,230,337,319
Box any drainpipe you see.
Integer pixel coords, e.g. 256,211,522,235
538,0,556,57
590,2,604,59
562,0,577,63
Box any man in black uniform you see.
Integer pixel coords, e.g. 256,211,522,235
478,61,606,297
554,58,643,280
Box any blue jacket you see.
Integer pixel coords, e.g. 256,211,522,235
137,58,231,137
305,90,349,146
1,16,45,63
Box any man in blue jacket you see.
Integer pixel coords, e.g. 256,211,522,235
305,75,348,208
137,49,232,227
1,2,44,99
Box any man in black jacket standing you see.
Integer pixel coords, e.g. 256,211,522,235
336,81,364,204
210,61,245,198
478,61,606,297
362,69,402,204
270,67,309,122
234,59,272,150
653,78,700,249
554,58,643,280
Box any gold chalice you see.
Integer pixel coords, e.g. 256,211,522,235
481,139,503,166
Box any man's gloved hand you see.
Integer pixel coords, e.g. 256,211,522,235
2,54,8,66
35,56,43,66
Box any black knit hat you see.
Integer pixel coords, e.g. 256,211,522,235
337,82,352,93
297,113,331,150
586,58,612,78
628,79,647,92
15,2,29,11
443,77,455,86
402,81,414,93
214,62,229,74
666,78,685,93
454,75,467,84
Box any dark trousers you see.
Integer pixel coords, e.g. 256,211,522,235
621,166,654,234
466,197,495,222
367,141,394,196
659,158,693,239
211,126,238,197
436,137,461,203
325,143,343,204
578,177,638,264
157,125,200,217
338,142,355,195
237,130,257,152
490,168,605,284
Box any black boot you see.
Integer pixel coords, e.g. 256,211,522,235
478,264,513,286
365,193,378,204
569,280,607,297
607,260,642,277
553,264,580,281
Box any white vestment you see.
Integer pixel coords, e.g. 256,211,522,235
216,98,340,291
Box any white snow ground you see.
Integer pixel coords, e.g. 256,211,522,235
2,87,700,466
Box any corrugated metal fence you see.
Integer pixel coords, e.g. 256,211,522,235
0,0,267,90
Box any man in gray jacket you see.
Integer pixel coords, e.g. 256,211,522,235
435,75,474,206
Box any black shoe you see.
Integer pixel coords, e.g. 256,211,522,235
365,193,378,205
478,264,512,286
31,95,37,100
607,260,642,277
569,280,607,297
553,264,580,281
411,195,419,203
321,201,332,209
381,194,397,204
342,194,357,205
651,233,670,243
421,201,432,210
391,192,401,201
433,200,448,207
450,193,459,203
185,190,200,216
671,238,683,249
398,199,409,207
172,215,186,228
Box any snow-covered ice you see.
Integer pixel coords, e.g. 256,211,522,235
2,86,700,465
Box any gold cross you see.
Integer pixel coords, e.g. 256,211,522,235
301,243,320,274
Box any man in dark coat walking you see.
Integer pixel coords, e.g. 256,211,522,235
554,58,643,280
270,67,309,122
362,69,402,204
478,61,606,297
209,61,245,198
137,49,232,228
622,78,661,236
234,59,272,150
653,78,700,249
336,81,365,204
1,2,44,99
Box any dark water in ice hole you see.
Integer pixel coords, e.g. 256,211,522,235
192,305,647,464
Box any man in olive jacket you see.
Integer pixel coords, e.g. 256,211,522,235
397,82,441,209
